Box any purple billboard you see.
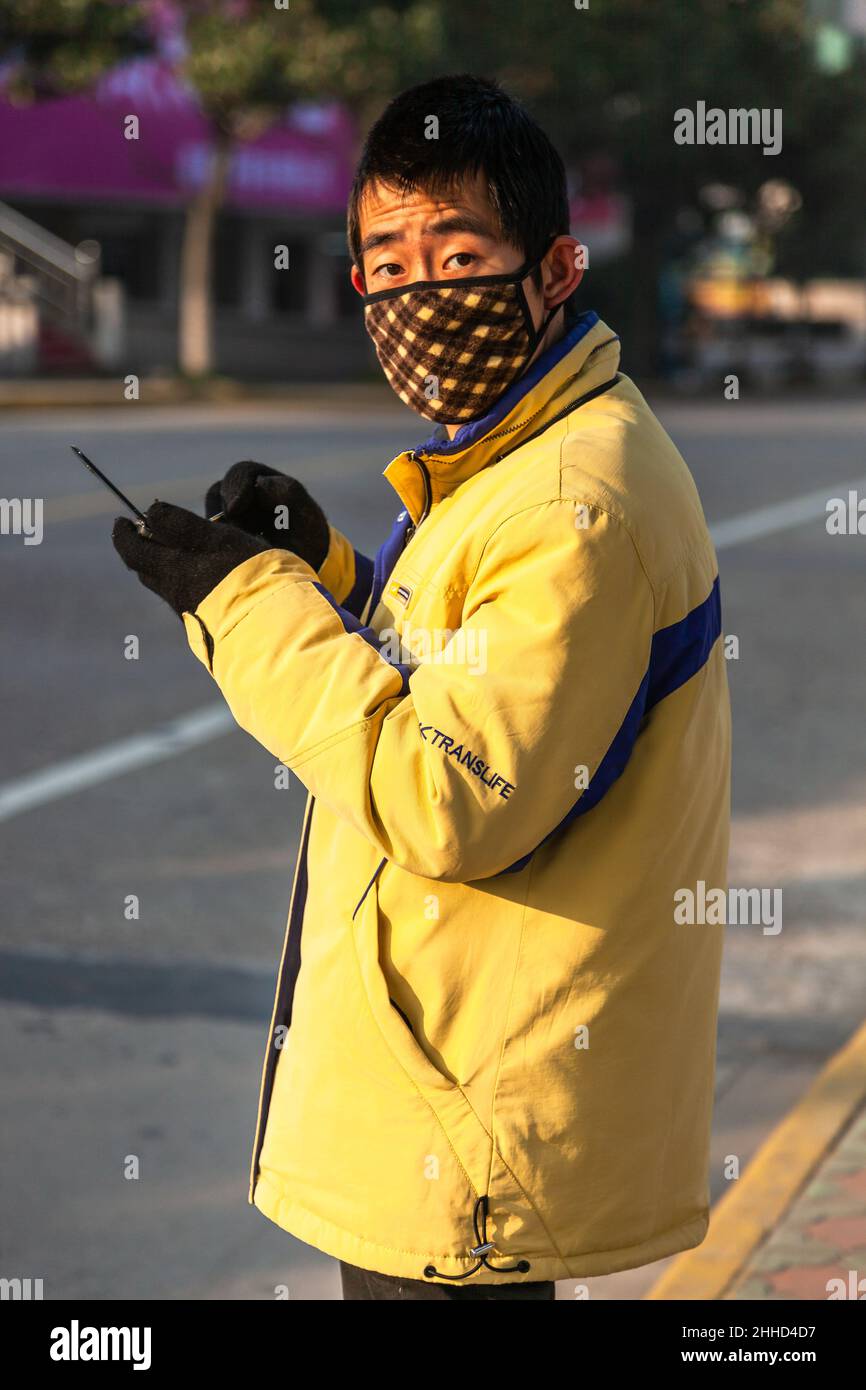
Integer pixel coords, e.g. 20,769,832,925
0,57,356,213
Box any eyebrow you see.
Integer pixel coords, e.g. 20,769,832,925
358,211,497,258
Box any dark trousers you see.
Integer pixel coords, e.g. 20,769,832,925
339,1260,556,1301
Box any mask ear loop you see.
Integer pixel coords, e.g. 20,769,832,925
515,240,563,355
517,282,561,358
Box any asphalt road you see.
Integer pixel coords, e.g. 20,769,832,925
1,391,864,1300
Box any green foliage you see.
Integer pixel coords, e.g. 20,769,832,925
1,0,149,101
3,0,441,129
173,0,442,133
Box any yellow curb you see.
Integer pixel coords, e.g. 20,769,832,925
646,1017,866,1300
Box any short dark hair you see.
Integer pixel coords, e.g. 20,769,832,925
347,74,570,276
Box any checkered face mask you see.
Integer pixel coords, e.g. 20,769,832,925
362,256,556,424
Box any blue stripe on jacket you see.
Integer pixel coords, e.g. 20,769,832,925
502,575,723,874
369,509,415,616
312,582,411,695
343,550,375,618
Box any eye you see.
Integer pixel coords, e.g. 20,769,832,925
444,251,477,271
372,262,404,281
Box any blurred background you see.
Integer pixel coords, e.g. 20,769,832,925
1,0,866,1303
0,0,865,388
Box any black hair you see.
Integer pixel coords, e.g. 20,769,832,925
347,74,570,285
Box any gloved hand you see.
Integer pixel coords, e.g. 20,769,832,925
204,461,330,570
112,500,270,619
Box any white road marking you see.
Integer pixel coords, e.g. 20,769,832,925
0,705,233,824
0,476,861,824
710,477,866,551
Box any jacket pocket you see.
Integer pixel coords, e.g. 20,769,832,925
351,860,461,1096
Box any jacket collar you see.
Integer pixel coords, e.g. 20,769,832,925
383,311,621,522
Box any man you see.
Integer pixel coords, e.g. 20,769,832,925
113,75,731,1302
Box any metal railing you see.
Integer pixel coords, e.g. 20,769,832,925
0,199,100,327
0,201,126,374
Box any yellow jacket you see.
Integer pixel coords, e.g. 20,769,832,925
184,313,731,1284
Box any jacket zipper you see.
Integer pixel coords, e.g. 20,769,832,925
411,337,620,472
248,794,315,1200
498,373,621,460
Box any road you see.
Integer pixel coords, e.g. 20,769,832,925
1,392,865,1299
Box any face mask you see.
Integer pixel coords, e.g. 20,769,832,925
362,253,558,425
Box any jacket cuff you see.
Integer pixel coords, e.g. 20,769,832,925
182,548,317,673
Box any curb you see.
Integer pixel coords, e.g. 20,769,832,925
646,1017,866,1300
0,378,395,412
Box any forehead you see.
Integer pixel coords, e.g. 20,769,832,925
356,172,501,241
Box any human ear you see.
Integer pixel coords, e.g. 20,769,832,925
540,236,585,308
350,264,366,297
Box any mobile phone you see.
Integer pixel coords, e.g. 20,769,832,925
69,446,150,525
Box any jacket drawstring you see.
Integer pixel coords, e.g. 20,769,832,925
423,1196,531,1281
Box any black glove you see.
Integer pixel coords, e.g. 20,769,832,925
204,461,330,570
112,500,270,619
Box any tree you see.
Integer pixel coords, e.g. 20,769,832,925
170,0,441,376
3,0,441,377
0,0,149,100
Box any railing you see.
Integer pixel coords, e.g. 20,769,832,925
0,201,124,375
0,200,100,325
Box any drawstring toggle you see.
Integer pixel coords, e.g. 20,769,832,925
423,1195,532,1281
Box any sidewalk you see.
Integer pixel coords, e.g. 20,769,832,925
729,1106,866,1301
2,374,865,412
648,1020,866,1301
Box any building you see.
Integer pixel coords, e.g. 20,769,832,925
0,55,368,378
